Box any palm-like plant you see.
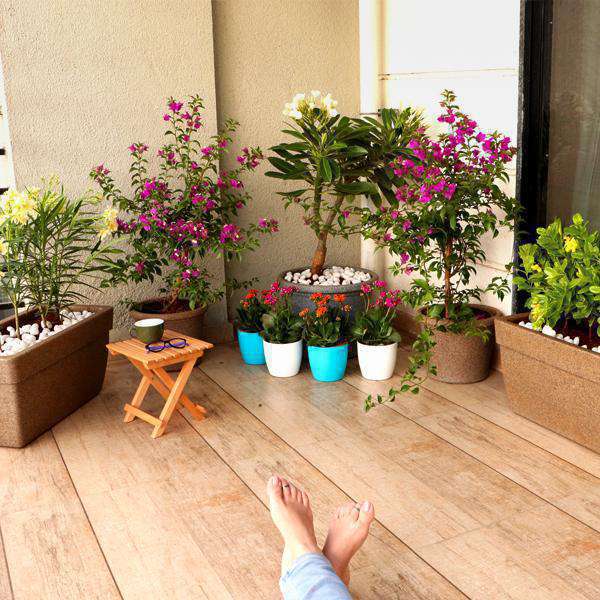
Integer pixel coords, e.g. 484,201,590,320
266,91,423,274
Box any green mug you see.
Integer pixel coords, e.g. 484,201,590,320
131,318,165,344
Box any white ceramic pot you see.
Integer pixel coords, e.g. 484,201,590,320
357,341,398,381
263,338,303,378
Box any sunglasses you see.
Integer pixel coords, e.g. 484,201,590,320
145,337,188,353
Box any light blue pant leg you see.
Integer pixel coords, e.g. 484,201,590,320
280,552,352,600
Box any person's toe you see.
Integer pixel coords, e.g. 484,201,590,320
301,490,310,507
337,502,356,518
267,475,283,502
358,500,374,526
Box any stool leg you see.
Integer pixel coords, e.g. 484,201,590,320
152,359,196,438
124,375,152,423
154,367,207,420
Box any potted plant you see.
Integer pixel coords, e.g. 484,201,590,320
300,292,352,382
235,288,267,365
361,90,518,395
266,91,422,314
260,282,303,377
0,180,115,447
91,95,277,339
496,213,600,452
351,281,402,380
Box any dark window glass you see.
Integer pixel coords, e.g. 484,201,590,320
546,0,600,228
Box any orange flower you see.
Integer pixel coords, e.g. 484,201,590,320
245,291,256,300
299,308,309,318
242,301,250,309
316,306,328,317
333,293,346,303
310,292,323,302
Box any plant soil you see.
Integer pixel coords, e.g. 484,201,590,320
554,319,600,348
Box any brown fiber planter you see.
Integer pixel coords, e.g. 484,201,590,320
129,298,207,339
496,313,600,453
422,304,503,384
0,305,113,448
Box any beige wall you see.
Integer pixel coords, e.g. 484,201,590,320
0,0,226,334
0,0,361,331
212,0,361,313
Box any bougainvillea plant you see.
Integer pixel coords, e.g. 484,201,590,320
266,91,423,275
300,292,352,346
91,96,278,312
513,213,600,344
235,288,268,333
260,282,303,343
362,90,519,407
351,280,403,345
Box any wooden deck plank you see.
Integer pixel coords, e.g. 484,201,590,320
419,504,600,600
52,362,280,600
346,359,600,532
348,349,600,479
0,433,120,600
201,344,600,599
0,526,13,600
181,368,466,599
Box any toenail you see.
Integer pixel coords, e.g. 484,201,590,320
361,500,371,512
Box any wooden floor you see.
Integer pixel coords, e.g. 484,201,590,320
1,344,600,599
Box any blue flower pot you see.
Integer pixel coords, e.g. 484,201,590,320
237,330,265,365
307,343,349,382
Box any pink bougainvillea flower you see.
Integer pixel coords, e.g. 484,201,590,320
168,101,183,113
163,114,171,121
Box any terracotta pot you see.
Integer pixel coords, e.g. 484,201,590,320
130,298,207,340
496,313,600,453
421,303,502,384
0,305,113,448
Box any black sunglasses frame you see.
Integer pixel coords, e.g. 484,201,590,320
145,337,188,353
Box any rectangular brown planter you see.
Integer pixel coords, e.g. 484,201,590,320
0,305,113,448
496,313,600,453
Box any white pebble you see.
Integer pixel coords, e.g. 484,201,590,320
524,322,533,329
556,333,563,339
541,325,556,337
21,333,36,343
573,337,580,346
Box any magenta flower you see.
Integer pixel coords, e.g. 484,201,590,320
402,220,412,231
374,280,386,288
360,283,372,294
168,101,183,113
163,114,171,121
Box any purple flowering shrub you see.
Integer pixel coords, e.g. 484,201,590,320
361,90,520,406
363,90,519,327
91,96,278,312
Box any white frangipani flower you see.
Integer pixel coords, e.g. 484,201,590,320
282,91,339,121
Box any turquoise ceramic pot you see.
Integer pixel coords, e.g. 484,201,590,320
238,330,265,365
307,343,349,382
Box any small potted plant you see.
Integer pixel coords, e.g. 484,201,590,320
300,292,352,382
91,95,277,339
0,180,115,447
351,281,402,380
267,91,422,314
260,282,303,377
361,90,519,389
496,213,600,452
235,288,267,365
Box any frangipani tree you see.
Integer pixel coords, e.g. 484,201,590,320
266,90,423,275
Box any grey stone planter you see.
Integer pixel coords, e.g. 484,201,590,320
279,266,379,316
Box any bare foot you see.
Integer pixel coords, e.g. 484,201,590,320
323,500,374,586
267,475,319,575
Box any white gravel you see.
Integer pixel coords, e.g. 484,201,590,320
283,266,371,286
0,310,93,355
519,321,599,353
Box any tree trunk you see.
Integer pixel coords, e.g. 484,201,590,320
444,239,452,319
311,234,327,275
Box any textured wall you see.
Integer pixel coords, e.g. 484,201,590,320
212,0,361,313
0,0,226,334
